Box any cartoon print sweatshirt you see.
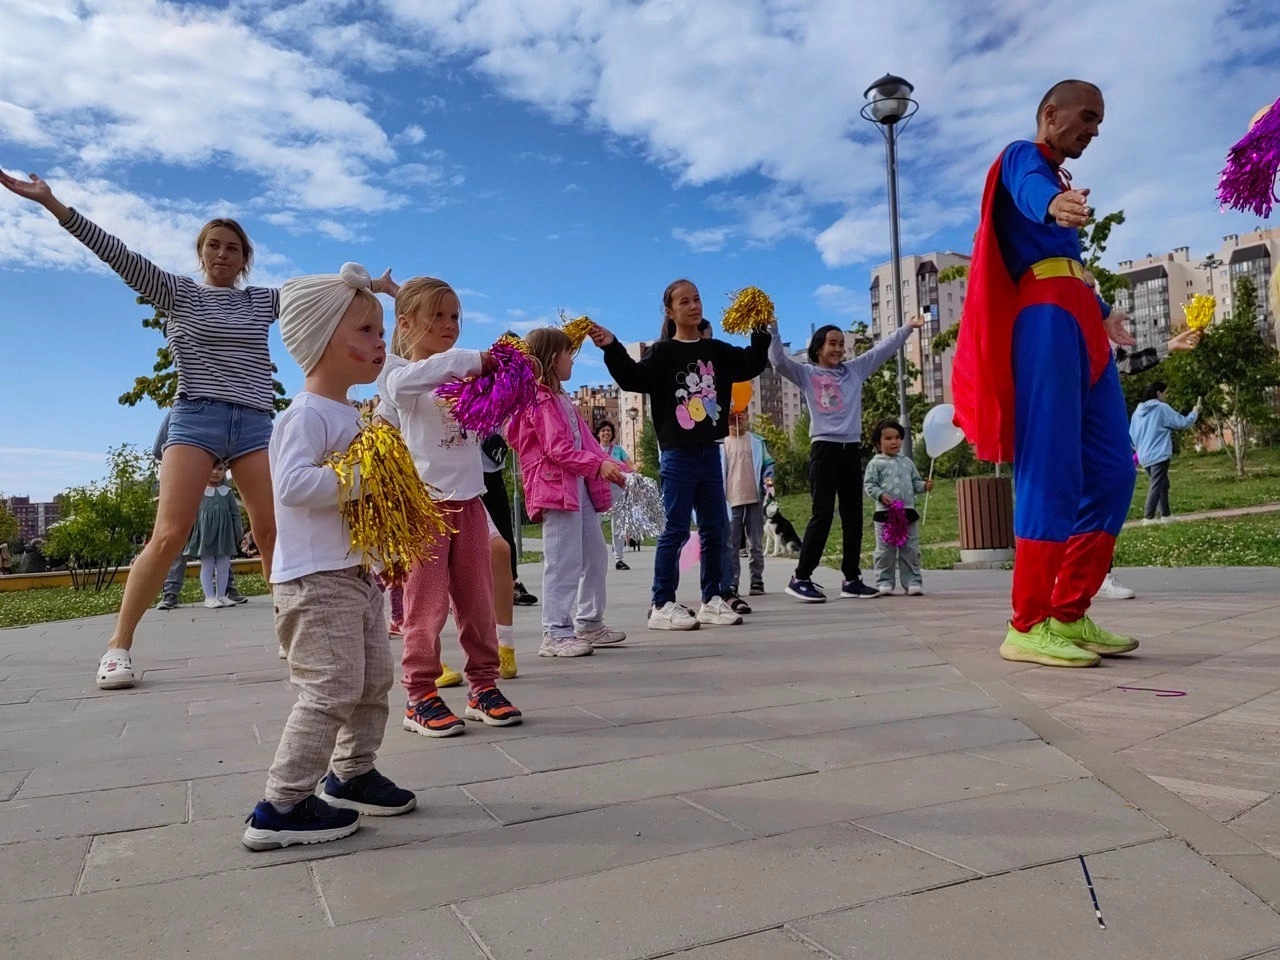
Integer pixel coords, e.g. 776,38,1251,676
603,331,771,450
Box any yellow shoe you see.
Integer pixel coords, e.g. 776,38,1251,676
999,621,1100,668
437,663,464,687
499,645,518,680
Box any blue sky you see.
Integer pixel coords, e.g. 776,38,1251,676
2,0,1278,500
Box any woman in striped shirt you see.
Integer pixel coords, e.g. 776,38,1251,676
2,169,391,690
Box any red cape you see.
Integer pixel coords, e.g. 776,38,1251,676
952,148,1018,464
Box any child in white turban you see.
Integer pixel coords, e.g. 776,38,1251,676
243,263,417,851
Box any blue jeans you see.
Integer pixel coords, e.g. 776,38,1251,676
166,397,273,463
654,445,728,607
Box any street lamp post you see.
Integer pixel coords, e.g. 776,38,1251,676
626,405,640,467
1202,254,1223,323
862,73,919,456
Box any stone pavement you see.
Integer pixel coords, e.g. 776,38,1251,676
2,557,1280,959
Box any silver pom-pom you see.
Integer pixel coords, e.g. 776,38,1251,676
610,473,665,542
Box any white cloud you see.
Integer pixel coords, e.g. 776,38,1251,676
813,283,864,318
672,226,732,253
0,0,476,269
383,0,1280,268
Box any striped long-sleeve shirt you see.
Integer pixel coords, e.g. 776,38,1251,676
63,209,280,411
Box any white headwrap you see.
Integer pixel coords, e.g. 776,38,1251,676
280,262,374,374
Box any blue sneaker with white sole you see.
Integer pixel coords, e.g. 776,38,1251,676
241,794,360,851
320,768,416,816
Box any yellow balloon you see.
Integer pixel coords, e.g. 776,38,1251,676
731,381,753,414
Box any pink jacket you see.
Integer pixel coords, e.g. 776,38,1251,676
506,385,618,522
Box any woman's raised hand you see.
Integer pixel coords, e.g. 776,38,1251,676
0,169,70,221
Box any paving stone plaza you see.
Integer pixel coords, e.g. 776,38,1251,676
3,558,1280,959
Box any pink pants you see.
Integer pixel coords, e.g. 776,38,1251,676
401,497,499,701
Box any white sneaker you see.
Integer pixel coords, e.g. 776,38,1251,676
1158,514,1175,524
577,625,627,647
96,649,135,690
907,584,924,596
1142,517,1156,526
218,596,237,608
697,596,743,626
1095,572,1136,600
277,644,288,660
648,602,700,631
876,583,894,596
538,634,594,657
203,597,223,609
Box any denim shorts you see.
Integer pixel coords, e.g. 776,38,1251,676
164,397,273,463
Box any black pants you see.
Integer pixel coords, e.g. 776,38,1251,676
796,440,863,582
1143,459,1171,519
482,469,519,581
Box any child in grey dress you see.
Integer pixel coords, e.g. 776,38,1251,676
186,463,243,608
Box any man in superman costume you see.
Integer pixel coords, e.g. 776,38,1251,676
952,80,1140,668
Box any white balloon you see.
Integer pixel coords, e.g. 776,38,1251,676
922,403,967,458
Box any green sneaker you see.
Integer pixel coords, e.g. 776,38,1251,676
1049,616,1139,656
999,621,1101,668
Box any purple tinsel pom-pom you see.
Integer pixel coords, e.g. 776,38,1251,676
880,500,911,548
1217,98,1280,218
435,339,537,435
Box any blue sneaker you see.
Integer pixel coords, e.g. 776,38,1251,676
241,794,360,851
840,578,880,599
785,577,827,603
320,768,416,817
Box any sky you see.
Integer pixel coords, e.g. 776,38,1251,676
2,0,1278,501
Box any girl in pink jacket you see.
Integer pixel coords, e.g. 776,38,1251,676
507,328,628,658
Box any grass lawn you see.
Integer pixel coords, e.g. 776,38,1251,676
517,448,1280,571
0,573,272,630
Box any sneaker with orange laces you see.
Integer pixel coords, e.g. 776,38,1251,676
403,695,465,738
464,687,523,727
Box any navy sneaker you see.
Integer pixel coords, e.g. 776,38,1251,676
785,577,827,603
840,578,880,599
225,588,249,605
241,794,360,851
320,768,416,816
155,594,179,611
512,581,538,606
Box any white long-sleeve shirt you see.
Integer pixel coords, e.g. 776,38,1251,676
378,350,486,501
268,392,363,582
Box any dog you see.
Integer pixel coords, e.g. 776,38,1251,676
763,495,803,557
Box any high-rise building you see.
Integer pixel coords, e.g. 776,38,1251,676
4,496,61,541
569,384,622,433
868,251,971,402
1116,226,1280,346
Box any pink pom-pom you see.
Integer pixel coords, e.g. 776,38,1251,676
880,500,911,548
435,338,537,435
1218,98,1280,218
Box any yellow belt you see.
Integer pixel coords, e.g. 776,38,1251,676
1028,257,1087,281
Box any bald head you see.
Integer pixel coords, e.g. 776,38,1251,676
1036,80,1104,162
1037,80,1101,123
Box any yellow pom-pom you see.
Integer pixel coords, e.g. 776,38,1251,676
327,420,455,583
721,286,776,336
559,313,594,352
1183,294,1216,332
496,332,530,355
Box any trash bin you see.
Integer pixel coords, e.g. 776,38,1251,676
956,476,1014,567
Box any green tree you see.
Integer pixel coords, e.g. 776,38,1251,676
750,413,806,494
1164,275,1280,477
1077,209,1130,306
118,297,290,412
637,414,661,480
44,445,158,591
0,496,18,547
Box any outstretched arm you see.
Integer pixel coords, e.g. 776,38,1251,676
2,168,178,310
767,322,806,386
592,324,654,393
847,317,921,378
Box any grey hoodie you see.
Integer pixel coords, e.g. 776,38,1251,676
768,323,914,443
